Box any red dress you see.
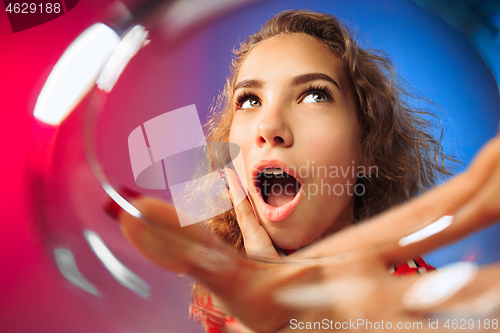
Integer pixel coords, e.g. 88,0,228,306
189,256,436,333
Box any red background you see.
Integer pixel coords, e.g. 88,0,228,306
0,1,117,330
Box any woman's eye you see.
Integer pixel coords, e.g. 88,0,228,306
302,92,328,103
239,97,262,109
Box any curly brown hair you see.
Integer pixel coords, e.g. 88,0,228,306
201,9,453,254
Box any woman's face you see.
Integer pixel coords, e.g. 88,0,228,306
229,34,362,250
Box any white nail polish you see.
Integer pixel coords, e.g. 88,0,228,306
275,278,374,308
399,215,453,247
402,262,478,310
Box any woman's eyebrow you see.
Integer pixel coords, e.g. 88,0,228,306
234,79,263,91
291,73,341,91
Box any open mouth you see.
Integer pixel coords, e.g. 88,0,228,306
257,167,301,207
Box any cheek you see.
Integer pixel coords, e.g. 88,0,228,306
229,118,253,147
229,126,250,168
228,126,235,143
228,120,240,144
304,127,361,161
306,135,363,189
228,127,242,148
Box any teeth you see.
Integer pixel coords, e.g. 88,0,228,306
263,167,284,175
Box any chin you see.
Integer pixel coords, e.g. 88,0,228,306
271,234,310,251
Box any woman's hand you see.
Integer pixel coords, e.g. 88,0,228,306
224,168,280,260
118,134,500,332
118,195,298,331
303,131,500,262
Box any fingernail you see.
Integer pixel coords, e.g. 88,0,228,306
103,187,141,220
402,262,478,310
217,168,229,190
275,278,374,308
398,215,453,247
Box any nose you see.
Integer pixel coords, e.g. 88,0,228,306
256,105,293,148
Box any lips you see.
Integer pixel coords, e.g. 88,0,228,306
251,160,303,222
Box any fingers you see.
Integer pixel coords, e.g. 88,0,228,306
401,262,500,318
305,135,500,266
117,195,289,315
118,197,206,273
224,167,256,236
118,197,241,282
224,168,280,259
387,134,500,262
304,171,477,264
452,136,500,230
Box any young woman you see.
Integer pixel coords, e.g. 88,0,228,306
191,9,448,331
200,9,450,260
115,9,500,333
